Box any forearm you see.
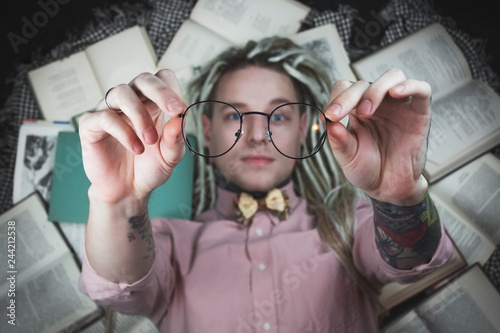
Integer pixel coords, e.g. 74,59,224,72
85,187,155,284
371,191,441,270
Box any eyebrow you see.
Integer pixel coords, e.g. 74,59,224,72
227,98,297,110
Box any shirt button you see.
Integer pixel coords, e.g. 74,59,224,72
258,263,266,271
263,322,271,331
255,228,263,236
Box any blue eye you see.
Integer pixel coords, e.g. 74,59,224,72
271,114,284,122
229,112,241,121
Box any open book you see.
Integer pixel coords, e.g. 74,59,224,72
429,153,500,265
81,312,158,333
350,23,500,183
382,265,500,332
157,0,310,71
12,120,74,205
28,0,310,122
290,23,356,83
157,0,311,96
28,25,157,121
0,193,102,333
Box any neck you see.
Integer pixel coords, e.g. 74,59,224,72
216,171,292,199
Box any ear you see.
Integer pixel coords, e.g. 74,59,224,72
201,114,212,147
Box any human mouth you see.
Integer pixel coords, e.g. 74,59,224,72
242,155,274,165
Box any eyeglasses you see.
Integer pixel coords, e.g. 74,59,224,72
178,100,329,159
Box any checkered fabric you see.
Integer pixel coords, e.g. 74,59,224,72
0,0,498,288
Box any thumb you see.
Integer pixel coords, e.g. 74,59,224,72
159,114,186,174
326,120,357,167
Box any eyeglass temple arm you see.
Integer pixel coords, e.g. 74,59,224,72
312,129,328,155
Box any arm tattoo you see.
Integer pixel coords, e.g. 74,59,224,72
371,191,441,270
128,212,154,252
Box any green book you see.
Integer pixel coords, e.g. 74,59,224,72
49,132,195,223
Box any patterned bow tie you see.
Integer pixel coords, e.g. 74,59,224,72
234,189,290,226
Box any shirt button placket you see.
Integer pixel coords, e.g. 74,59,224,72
247,213,277,332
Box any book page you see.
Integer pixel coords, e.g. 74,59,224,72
58,222,87,262
0,194,68,283
82,312,158,333
430,153,500,245
383,310,432,333
424,80,500,182
0,193,100,332
190,0,310,45
173,67,196,102
13,121,74,205
27,52,104,121
156,19,232,73
127,316,159,333
415,266,500,332
86,26,158,91
291,23,357,82
0,255,100,333
351,23,471,100
432,196,495,265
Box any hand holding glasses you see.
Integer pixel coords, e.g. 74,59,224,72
178,100,329,160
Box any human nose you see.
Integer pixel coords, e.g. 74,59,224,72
242,115,268,145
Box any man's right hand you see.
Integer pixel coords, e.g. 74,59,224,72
79,70,187,204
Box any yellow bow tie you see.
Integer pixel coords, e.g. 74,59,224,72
234,189,290,226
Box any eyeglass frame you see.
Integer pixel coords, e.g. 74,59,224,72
177,100,330,160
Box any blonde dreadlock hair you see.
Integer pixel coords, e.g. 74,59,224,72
186,37,381,308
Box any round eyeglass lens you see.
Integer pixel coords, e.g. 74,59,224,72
181,101,242,157
268,103,327,159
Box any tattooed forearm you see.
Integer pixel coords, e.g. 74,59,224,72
128,212,154,253
371,191,441,270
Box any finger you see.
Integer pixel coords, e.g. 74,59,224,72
327,79,355,103
155,69,185,102
353,68,407,118
100,83,159,145
129,70,187,117
159,113,186,172
323,80,353,120
325,119,358,166
79,110,145,155
323,80,371,121
388,79,432,114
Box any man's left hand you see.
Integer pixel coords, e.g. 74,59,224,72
324,68,432,206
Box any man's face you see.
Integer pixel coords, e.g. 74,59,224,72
202,66,306,192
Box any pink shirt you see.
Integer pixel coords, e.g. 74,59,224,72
79,182,453,332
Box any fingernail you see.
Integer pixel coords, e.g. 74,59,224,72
358,99,372,115
143,126,158,144
133,140,144,154
393,84,404,93
327,103,342,118
167,98,184,113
